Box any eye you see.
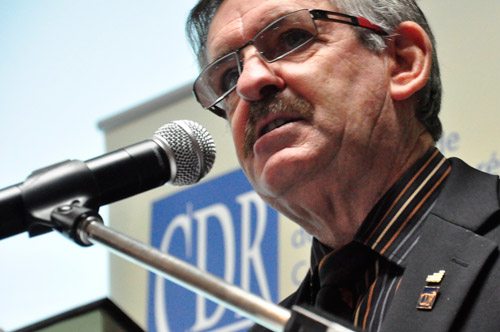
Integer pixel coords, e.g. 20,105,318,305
277,28,315,54
219,66,240,92
258,27,315,60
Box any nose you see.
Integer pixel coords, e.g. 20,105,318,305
236,50,285,102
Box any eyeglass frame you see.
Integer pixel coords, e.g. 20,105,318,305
192,8,387,118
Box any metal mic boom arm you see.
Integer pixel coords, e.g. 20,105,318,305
50,204,358,332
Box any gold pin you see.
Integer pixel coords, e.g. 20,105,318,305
417,270,445,310
426,270,446,283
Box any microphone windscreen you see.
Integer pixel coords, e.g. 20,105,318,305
154,120,216,186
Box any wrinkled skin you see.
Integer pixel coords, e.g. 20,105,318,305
206,0,434,248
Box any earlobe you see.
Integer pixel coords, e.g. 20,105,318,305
389,21,432,101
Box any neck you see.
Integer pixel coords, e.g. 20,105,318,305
273,126,435,249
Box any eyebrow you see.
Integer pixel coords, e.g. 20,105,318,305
210,44,238,64
207,21,247,63
207,8,298,64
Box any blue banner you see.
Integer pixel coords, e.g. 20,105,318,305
148,169,279,332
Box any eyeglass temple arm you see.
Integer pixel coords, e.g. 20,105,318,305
191,87,228,119
209,104,227,118
309,9,387,35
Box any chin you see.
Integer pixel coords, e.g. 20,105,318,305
254,161,306,199
243,143,319,197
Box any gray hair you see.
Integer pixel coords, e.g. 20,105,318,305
186,0,442,141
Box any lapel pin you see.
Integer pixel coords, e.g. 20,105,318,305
417,270,445,310
426,270,446,283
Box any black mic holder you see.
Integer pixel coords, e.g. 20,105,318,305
0,160,101,241
49,203,358,332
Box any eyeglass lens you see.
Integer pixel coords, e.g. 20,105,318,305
195,9,317,110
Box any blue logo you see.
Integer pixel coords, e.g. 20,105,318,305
148,169,279,332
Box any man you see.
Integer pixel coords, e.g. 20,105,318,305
187,0,500,331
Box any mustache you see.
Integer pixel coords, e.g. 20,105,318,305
243,93,314,157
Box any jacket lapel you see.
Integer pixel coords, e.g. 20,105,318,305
381,215,496,332
381,158,499,332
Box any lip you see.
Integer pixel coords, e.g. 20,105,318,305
256,114,304,140
252,117,306,159
250,114,306,159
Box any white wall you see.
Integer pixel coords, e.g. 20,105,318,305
420,0,500,168
0,1,199,330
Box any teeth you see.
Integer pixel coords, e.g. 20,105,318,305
262,118,288,135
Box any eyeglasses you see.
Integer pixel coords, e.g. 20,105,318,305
193,9,386,118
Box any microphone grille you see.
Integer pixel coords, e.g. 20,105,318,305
154,120,216,186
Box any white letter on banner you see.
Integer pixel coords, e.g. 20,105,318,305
155,214,193,332
237,191,271,301
190,204,236,332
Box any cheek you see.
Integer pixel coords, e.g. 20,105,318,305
229,105,249,160
292,42,386,105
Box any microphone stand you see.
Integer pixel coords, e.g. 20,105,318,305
50,204,357,332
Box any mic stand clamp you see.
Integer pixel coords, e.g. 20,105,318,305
50,204,102,247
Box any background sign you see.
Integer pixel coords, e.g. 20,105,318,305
148,169,279,332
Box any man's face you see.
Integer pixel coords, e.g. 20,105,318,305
207,0,398,238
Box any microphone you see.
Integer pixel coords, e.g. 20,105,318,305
0,120,216,240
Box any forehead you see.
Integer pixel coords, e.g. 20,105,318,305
206,0,329,61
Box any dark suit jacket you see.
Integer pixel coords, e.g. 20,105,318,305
249,158,500,332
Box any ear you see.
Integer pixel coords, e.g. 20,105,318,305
389,21,432,101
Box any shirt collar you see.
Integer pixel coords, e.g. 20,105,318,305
311,148,451,269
